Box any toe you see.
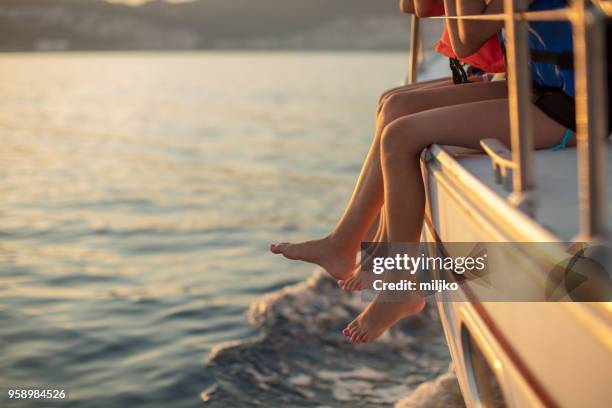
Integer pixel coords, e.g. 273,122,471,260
347,319,359,331
350,328,362,344
346,324,360,343
271,242,294,257
351,329,361,343
339,277,352,291
343,327,354,342
356,332,368,344
343,321,358,338
269,243,285,254
349,278,362,291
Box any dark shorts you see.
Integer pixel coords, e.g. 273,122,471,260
532,86,576,132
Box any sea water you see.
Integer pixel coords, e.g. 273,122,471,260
0,52,458,407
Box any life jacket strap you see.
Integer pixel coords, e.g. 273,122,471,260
449,58,469,84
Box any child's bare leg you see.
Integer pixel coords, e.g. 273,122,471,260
270,81,507,281
363,212,381,242
377,76,491,115
362,81,454,244
339,208,387,291
377,78,453,115
345,98,566,344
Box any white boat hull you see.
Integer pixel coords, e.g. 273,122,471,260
421,145,612,408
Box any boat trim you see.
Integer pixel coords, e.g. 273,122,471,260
425,145,559,243
423,213,558,408
424,145,612,349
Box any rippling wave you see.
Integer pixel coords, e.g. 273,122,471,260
203,270,456,407
0,52,454,407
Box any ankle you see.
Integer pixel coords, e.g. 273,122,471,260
326,233,360,257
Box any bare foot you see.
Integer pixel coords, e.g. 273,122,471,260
338,266,364,291
338,242,384,291
269,236,357,281
342,296,425,344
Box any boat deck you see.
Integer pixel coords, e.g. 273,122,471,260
454,143,612,241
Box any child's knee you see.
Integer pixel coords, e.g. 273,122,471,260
381,118,419,160
378,85,410,107
380,92,413,125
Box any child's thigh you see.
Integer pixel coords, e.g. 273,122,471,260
379,78,453,106
385,98,566,152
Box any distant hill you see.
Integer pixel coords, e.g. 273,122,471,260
0,0,443,51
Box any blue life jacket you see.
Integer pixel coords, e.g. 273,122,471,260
528,0,575,97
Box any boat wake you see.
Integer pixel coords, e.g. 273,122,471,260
202,269,464,407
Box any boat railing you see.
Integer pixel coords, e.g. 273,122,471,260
408,0,610,241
